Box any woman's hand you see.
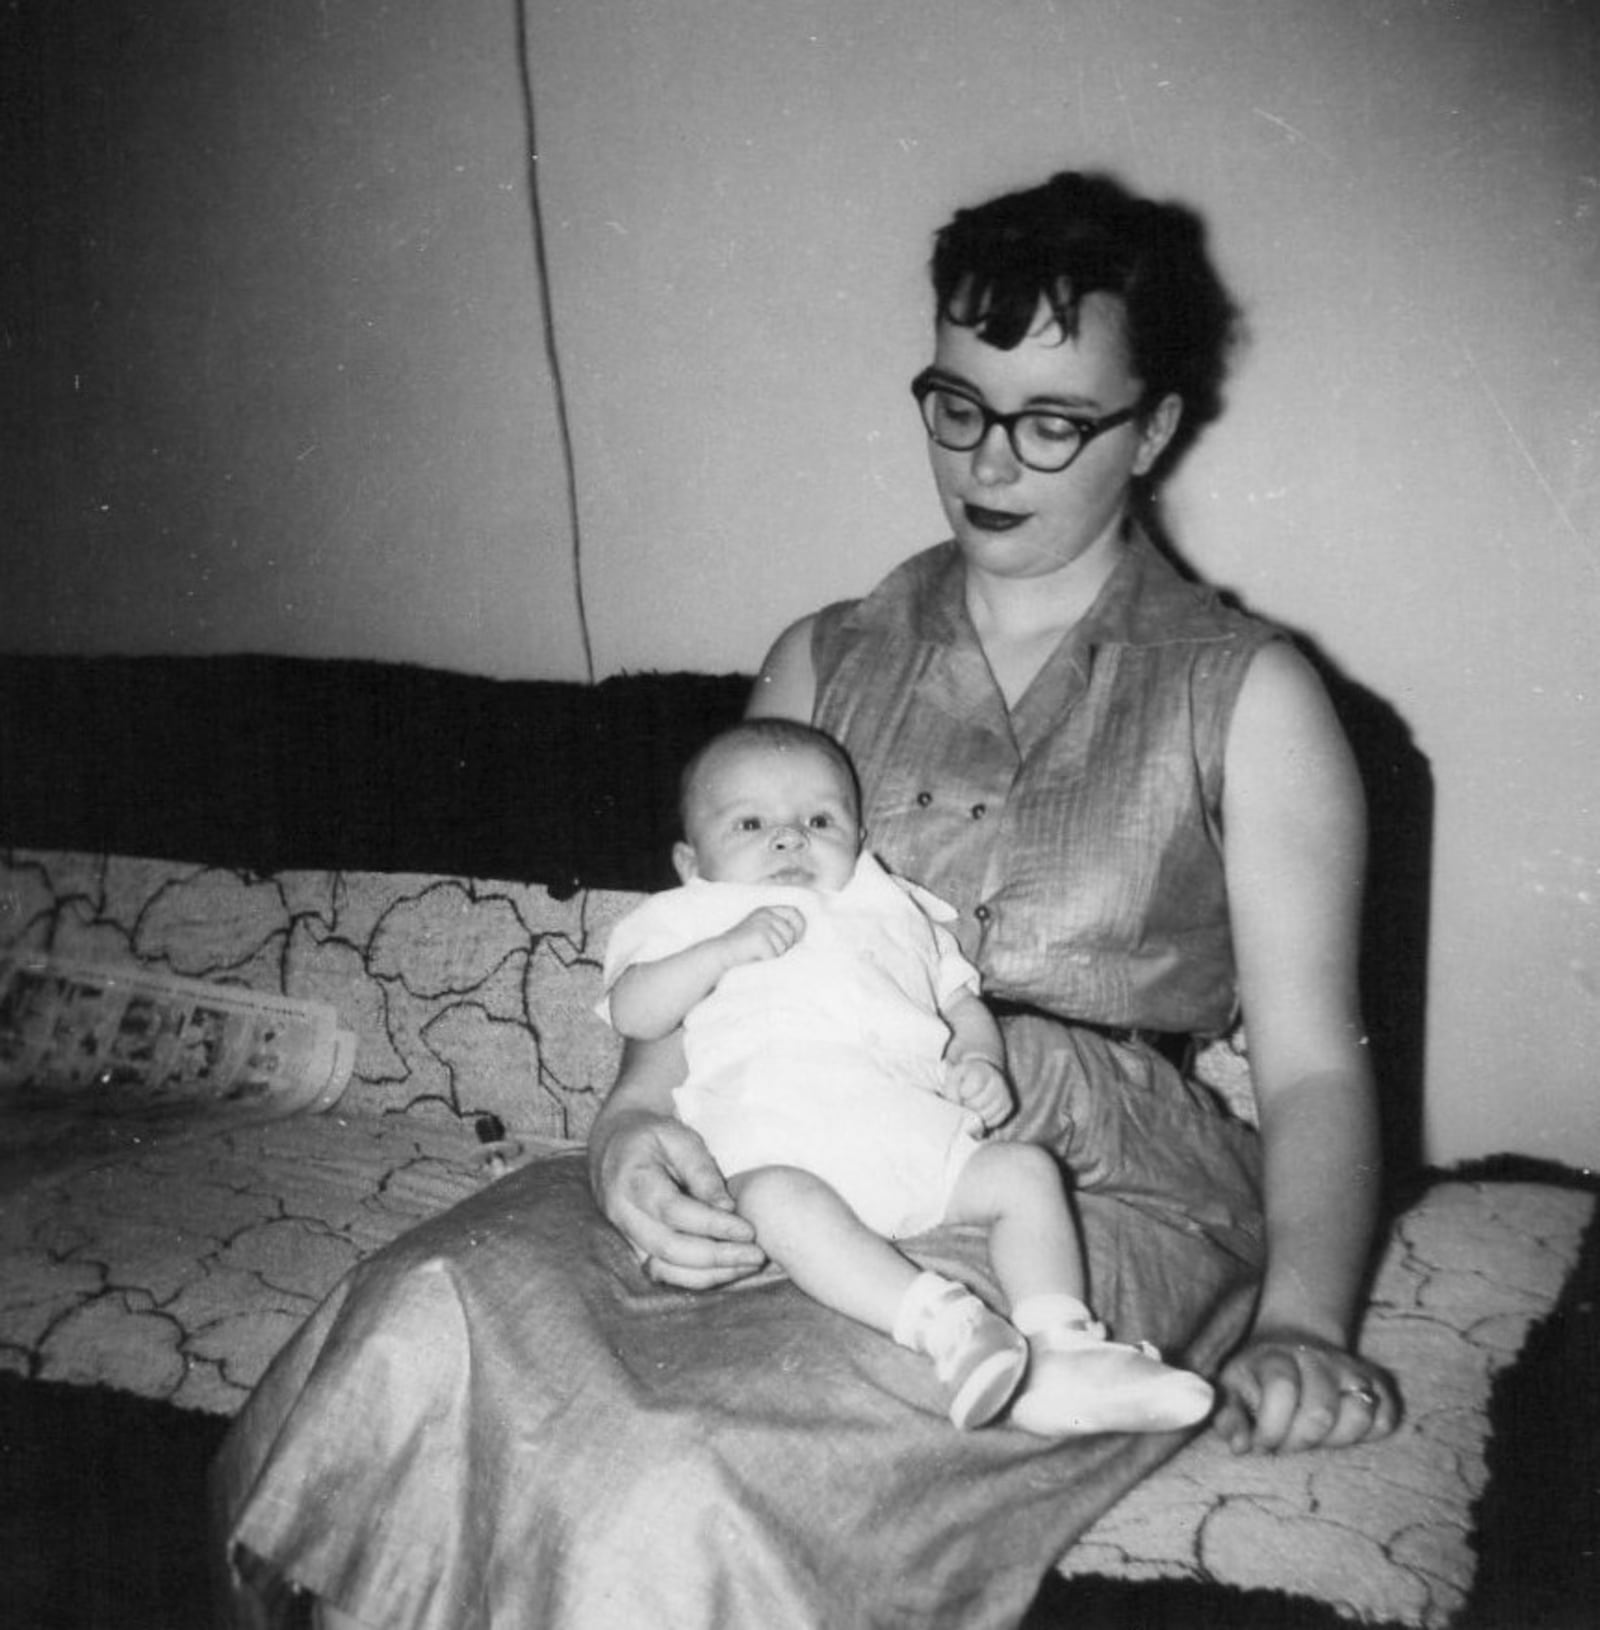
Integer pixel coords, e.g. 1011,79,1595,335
1212,1327,1400,1454
588,1035,767,1290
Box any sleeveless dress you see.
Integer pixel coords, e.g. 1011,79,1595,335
212,530,1273,1630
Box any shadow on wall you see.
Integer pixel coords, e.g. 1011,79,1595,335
1319,658,1433,1192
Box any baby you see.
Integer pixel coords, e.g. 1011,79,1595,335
599,718,1212,1435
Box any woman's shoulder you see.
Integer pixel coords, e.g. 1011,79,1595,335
1117,532,1282,651
1229,638,1350,757
751,546,959,722
749,614,819,721
815,543,963,646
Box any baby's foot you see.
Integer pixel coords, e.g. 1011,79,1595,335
919,1290,1030,1430
1007,1321,1214,1437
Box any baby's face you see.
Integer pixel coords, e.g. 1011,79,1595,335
675,743,863,892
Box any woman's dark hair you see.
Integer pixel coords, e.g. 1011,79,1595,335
930,171,1241,462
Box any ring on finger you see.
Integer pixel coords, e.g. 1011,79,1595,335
1340,1382,1380,1408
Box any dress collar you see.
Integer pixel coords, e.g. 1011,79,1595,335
919,524,1201,653
909,525,1200,741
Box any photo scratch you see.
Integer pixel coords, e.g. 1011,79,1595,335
1462,345,1596,576
1252,107,1333,163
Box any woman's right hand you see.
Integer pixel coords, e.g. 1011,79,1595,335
588,1035,768,1289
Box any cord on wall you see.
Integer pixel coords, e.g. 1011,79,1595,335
514,0,596,685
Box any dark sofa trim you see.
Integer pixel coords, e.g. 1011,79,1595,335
0,654,750,896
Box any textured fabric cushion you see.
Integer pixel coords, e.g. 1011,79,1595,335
2,1118,1587,1626
1059,1179,1595,1626
2,850,1592,1626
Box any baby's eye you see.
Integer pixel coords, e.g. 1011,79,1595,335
736,816,764,832
807,813,835,829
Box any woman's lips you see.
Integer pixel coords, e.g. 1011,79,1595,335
964,504,1028,532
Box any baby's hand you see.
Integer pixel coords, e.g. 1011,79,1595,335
944,1055,1014,1131
720,905,806,966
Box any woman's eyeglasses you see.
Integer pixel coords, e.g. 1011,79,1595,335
911,369,1143,474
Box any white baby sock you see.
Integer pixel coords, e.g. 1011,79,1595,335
891,1270,966,1351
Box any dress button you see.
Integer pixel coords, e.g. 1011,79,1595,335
970,803,987,820
974,904,991,923
916,791,933,807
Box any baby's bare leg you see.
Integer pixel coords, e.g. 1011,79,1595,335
730,1165,918,1334
732,1165,1030,1429
945,1142,1087,1308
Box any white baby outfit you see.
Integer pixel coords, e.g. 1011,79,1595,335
600,853,987,1237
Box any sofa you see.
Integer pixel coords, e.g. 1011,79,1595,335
1,653,1594,1629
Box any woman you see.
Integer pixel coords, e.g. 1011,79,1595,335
215,171,1397,1630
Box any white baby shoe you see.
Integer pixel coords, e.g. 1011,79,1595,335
1006,1320,1214,1437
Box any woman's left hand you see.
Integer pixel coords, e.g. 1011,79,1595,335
1212,1328,1400,1454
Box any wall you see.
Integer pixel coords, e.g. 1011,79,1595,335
531,0,1600,1170
1,0,588,678
3,0,1596,1168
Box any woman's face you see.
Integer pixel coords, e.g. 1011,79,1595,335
924,292,1179,583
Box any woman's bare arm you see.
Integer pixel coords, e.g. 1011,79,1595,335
587,1032,766,1289
587,617,819,1287
1214,639,1399,1453
746,614,818,722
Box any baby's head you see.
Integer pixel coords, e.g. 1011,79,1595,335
674,720,864,892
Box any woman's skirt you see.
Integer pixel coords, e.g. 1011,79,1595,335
212,1020,1263,1630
